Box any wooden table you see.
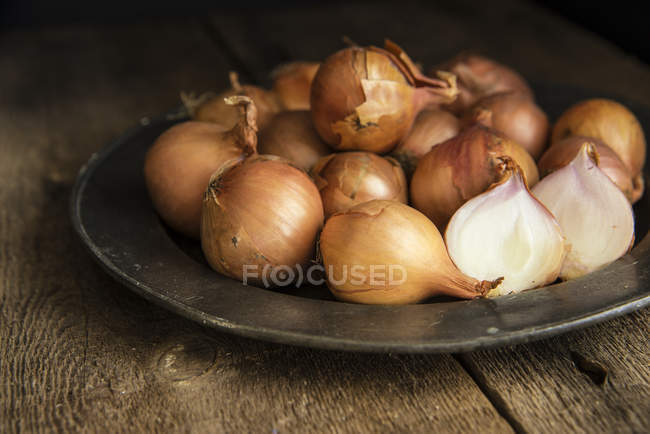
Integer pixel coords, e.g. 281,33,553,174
1,1,648,432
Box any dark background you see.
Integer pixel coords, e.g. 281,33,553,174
1,0,648,65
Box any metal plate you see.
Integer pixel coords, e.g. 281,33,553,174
70,83,650,353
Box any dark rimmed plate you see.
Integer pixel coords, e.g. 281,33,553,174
70,82,650,353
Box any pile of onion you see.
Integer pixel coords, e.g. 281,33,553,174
310,40,459,153
258,110,331,172
144,96,257,238
201,155,324,286
433,53,534,114
311,152,407,218
271,61,321,110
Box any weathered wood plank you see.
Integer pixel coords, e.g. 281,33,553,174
0,19,511,433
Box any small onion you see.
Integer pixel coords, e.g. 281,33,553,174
551,98,646,178
462,91,549,159
271,61,321,110
311,40,458,154
258,110,331,172
183,72,282,131
311,152,407,218
410,124,539,230
201,155,324,287
433,53,534,114
538,136,642,203
144,96,257,238
391,108,460,178
319,200,499,304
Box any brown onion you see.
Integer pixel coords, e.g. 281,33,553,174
258,110,331,171
434,53,534,114
311,152,407,218
462,91,549,159
319,200,499,304
551,98,646,181
391,108,460,178
271,61,320,110
144,96,257,238
311,40,458,154
201,155,324,287
538,136,642,203
410,124,539,230
183,72,282,131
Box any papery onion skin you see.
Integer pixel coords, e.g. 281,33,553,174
445,160,565,297
319,200,498,304
538,136,641,203
310,43,458,154
271,61,321,110
201,155,324,287
532,143,635,280
258,111,331,171
462,92,549,159
391,108,460,178
311,152,407,218
551,98,646,178
433,53,534,114
187,73,282,131
144,97,257,239
410,124,539,230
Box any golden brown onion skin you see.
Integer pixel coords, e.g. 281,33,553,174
201,155,324,287
195,86,282,131
258,111,331,171
271,61,320,110
434,53,534,114
391,108,460,178
538,136,641,203
311,152,407,219
310,46,457,154
551,98,647,178
463,92,549,159
319,200,497,304
410,124,539,230
144,121,250,239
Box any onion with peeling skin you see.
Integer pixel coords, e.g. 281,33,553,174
144,96,257,239
310,40,458,154
445,159,565,297
319,200,500,304
532,143,635,280
391,108,460,178
538,136,641,203
201,155,324,287
551,98,646,184
410,124,539,230
258,110,331,172
311,152,407,219
462,91,549,159
271,61,321,110
183,72,282,131
433,53,534,114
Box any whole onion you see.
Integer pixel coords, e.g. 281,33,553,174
183,72,282,131
551,98,646,179
433,53,534,114
271,61,321,110
311,152,407,218
462,91,549,159
144,96,257,238
391,108,460,178
410,124,538,230
258,110,331,171
310,40,458,154
538,136,642,203
201,155,324,287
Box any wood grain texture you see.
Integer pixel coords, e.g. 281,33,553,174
0,18,511,433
